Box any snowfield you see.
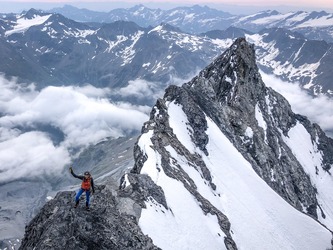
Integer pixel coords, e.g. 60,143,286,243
5,14,52,36
137,101,332,250
281,121,333,229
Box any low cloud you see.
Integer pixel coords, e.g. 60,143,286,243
115,78,164,103
261,72,333,136
0,131,70,183
0,75,149,183
113,71,199,104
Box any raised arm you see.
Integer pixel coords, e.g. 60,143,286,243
69,167,84,180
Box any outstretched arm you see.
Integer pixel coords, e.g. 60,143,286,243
69,167,84,180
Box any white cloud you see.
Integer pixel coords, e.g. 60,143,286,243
0,83,149,146
0,131,70,183
115,101,152,114
0,75,149,183
261,72,333,136
73,84,111,98
115,78,163,100
113,72,199,104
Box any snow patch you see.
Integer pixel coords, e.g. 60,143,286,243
137,130,161,182
139,160,227,250
245,127,253,138
5,14,52,36
255,103,268,143
296,15,333,28
167,101,195,153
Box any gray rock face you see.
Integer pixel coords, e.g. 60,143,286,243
184,38,333,218
19,183,159,250
175,37,333,219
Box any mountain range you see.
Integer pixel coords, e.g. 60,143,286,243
51,4,333,43
18,38,333,250
0,7,332,100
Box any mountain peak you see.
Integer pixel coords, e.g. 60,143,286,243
200,37,256,79
220,37,256,69
188,37,261,104
22,8,47,19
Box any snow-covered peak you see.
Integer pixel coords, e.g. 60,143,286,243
235,9,333,37
295,12,333,28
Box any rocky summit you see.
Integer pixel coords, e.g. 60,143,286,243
18,38,333,250
18,183,159,250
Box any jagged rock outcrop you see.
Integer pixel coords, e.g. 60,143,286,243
19,184,159,250
181,37,333,219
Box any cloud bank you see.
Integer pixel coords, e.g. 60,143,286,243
261,72,333,136
2,70,331,183
0,75,149,183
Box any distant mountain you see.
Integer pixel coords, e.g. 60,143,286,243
201,26,253,39
51,4,235,33
50,5,333,43
49,4,109,23
234,10,333,43
18,38,333,250
246,28,333,96
1,9,332,99
0,9,232,101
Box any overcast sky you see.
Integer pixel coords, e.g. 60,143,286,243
1,0,332,14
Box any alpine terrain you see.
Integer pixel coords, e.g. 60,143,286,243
18,38,333,249
1,8,332,99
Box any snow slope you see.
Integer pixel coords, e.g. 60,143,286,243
5,14,51,36
281,122,333,229
137,101,332,250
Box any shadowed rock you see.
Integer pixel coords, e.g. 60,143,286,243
19,184,159,250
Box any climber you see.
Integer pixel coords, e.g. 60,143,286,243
69,167,95,211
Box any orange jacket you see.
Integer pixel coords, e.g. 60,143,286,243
81,176,91,190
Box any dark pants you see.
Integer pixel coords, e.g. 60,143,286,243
75,188,90,206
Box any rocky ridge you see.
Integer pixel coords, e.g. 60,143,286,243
18,182,160,250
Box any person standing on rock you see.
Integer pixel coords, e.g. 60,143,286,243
70,167,95,211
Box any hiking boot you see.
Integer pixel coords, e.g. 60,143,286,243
86,206,90,211
74,201,79,208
